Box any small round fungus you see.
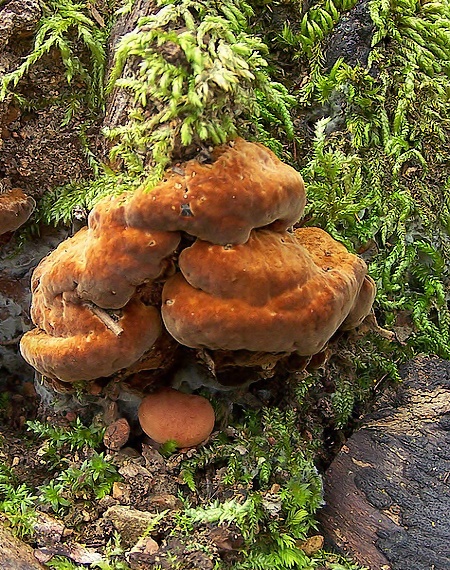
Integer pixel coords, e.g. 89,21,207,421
138,388,215,448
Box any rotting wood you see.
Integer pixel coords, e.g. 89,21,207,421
319,355,450,570
0,518,45,569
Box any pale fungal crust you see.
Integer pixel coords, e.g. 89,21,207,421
138,388,215,448
0,188,35,235
125,138,306,245
162,228,373,356
20,298,162,382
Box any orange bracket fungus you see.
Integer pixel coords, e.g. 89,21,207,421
162,228,373,356
125,138,306,245
19,138,375,443
0,188,35,235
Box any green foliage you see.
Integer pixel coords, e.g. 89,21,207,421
0,463,37,537
32,171,141,227
39,479,72,513
45,557,80,570
2,3,449,564
159,439,179,457
0,0,109,117
283,0,358,58
371,0,450,77
105,0,296,180
39,451,120,514
290,0,450,359
0,423,122,560
14,0,297,228
301,119,380,250
179,408,324,569
25,418,119,514
331,380,355,429
27,417,105,464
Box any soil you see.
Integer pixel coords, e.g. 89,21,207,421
0,327,383,568
0,62,97,202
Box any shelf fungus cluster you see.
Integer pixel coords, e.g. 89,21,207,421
20,138,375,446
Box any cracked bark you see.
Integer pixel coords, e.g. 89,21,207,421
319,355,450,570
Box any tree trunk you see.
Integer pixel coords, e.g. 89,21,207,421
319,355,450,570
103,0,157,132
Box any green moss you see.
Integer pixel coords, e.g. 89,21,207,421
105,0,296,180
0,0,111,116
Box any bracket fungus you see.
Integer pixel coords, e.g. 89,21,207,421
0,188,35,235
162,228,373,356
19,138,375,442
125,138,306,245
20,297,162,383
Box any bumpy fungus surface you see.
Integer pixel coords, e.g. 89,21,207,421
138,388,215,447
162,228,370,355
0,188,35,235
21,296,162,382
30,210,180,311
126,138,306,245
20,139,307,385
20,138,374,402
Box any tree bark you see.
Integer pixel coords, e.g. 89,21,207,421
319,355,450,570
103,0,157,132
0,519,45,569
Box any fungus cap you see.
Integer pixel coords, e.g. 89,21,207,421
126,138,306,245
138,388,215,447
162,228,371,355
20,298,162,383
32,213,180,311
0,188,35,235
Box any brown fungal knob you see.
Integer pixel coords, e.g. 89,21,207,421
0,188,35,235
138,388,215,448
162,228,373,356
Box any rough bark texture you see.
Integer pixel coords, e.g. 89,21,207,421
319,355,450,570
104,0,157,132
0,519,45,569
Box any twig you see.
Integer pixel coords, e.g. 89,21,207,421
83,302,123,336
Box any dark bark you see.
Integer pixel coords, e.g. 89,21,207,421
104,0,157,132
319,355,450,570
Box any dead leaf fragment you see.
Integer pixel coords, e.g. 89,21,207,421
297,534,324,555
